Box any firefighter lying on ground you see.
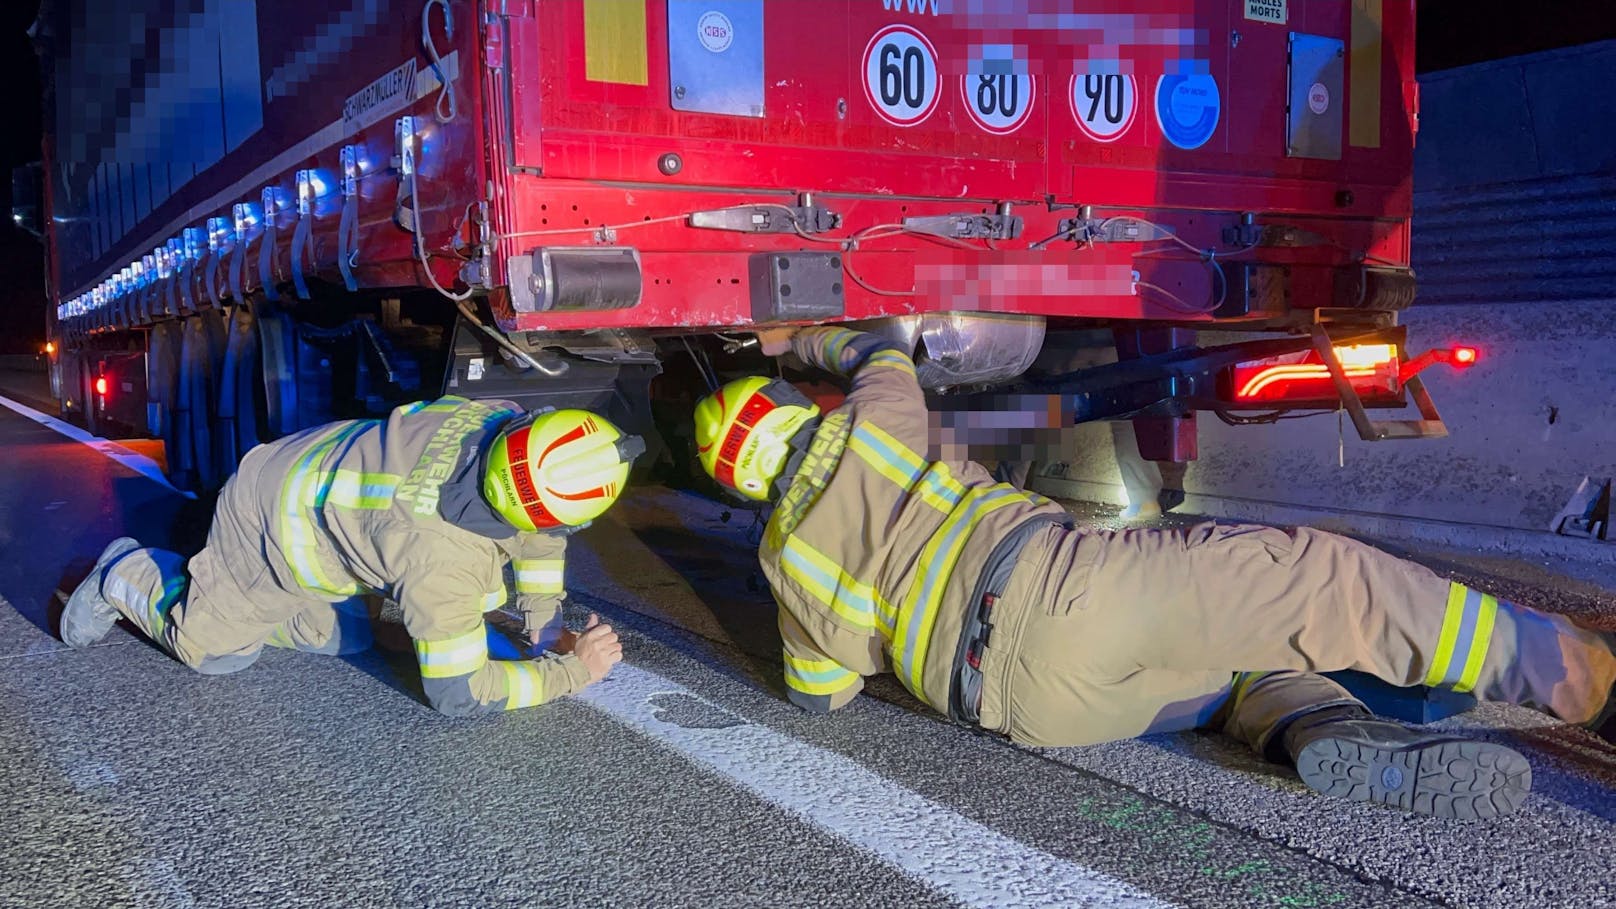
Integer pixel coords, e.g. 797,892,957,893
693,325,1616,819
62,398,641,715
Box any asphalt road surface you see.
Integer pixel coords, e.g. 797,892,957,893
1,394,1612,909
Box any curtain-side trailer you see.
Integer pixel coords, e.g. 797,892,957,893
29,0,1471,492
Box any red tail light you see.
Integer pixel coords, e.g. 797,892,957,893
94,376,108,397
1231,344,1401,404
1400,344,1483,381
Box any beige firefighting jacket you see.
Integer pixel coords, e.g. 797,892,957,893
759,327,1067,717
245,395,591,715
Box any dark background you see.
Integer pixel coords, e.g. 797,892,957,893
1,0,1613,353
1,0,43,355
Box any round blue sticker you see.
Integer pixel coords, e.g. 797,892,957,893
1154,71,1221,150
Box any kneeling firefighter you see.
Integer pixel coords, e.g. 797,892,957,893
693,325,1616,818
62,397,643,716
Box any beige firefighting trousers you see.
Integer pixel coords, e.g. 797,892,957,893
99,443,374,673
976,521,1616,750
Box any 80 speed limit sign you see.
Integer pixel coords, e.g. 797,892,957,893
863,25,941,126
963,44,1036,134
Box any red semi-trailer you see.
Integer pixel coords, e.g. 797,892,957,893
29,0,1468,492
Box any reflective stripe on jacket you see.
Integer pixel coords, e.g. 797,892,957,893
239,395,590,715
760,328,1067,716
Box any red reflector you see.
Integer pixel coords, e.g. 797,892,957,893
1452,346,1478,366
94,377,108,396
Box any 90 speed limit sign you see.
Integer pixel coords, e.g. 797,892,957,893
863,25,941,126
1069,66,1139,142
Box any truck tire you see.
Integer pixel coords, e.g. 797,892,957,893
256,306,299,439
174,313,228,492
217,307,264,474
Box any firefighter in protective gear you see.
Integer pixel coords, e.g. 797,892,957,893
60,398,642,716
696,326,1616,819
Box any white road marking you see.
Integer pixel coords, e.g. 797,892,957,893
578,663,1177,909
0,394,194,499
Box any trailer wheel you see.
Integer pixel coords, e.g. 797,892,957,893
217,307,265,474
147,322,185,486
256,306,299,439
176,312,229,492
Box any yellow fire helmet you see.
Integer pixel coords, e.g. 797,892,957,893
694,376,821,502
484,408,644,532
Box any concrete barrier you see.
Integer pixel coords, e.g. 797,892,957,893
1027,44,1616,557
1415,40,1616,191
1030,300,1615,556
1413,41,1616,307
0,354,47,372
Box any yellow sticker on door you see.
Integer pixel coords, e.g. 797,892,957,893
1244,0,1288,24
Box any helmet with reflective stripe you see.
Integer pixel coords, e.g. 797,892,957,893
694,376,821,502
484,409,642,532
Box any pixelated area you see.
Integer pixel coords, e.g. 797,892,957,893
916,251,1137,312
928,396,1078,463
927,0,1206,71
54,0,393,283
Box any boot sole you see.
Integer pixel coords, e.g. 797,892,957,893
59,538,142,647
1295,736,1531,819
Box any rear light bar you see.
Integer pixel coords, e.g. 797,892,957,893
1231,343,1402,405
1229,343,1480,406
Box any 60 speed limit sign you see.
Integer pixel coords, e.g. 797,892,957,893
863,25,941,127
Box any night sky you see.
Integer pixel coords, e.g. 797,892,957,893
0,0,42,355
0,0,1611,353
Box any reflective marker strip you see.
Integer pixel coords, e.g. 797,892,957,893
893,487,1023,697
583,0,648,85
513,559,566,595
1349,0,1385,149
482,586,508,612
578,664,1173,909
415,625,490,679
784,652,860,696
498,660,546,710
1424,585,1498,692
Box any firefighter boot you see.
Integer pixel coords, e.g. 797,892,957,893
1283,705,1532,819
59,537,142,647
